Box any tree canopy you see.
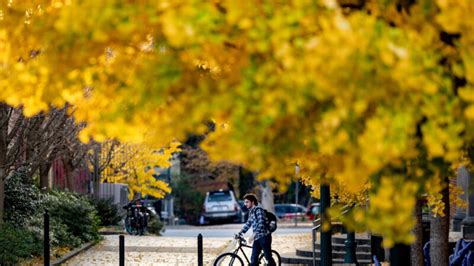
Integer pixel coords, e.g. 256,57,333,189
1,0,474,245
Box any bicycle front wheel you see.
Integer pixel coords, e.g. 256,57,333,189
258,250,281,266
213,252,244,266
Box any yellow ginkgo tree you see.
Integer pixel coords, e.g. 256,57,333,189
1,0,473,252
97,140,180,200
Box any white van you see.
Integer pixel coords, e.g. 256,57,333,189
203,189,241,223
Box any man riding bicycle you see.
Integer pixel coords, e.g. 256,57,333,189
235,193,276,266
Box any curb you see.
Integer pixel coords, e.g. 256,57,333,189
99,231,123,235
51,241,96,265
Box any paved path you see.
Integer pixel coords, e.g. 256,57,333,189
162,223,313,238
66,233,312,265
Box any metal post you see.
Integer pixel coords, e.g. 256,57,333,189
312,228,317,266
320,184,332,266
371,234,385,262
344,231,357,264
167,167,175,226
390,243,411,266
93,143,100,199
295,180,299,227
198,234,203,266
119,235,125,266
44,210,50,266
295,164,300,227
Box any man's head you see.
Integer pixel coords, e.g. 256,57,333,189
243,193,258,209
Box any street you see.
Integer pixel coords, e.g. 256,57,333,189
162,223,314,238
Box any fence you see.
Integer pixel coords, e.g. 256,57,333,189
95,182,129,207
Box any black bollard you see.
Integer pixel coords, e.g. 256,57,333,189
344,231,358,264
119,235,125,266
371,234,385,262
198,233,203,266
44,210,50,266
320,184,332,266
390,243,411,266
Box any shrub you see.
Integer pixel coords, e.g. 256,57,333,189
27,213,83,248
172,173,205,224
4,170,101,253
147,216,164,235
0,223,42,264
89,197,121,226
44,190,101,245
4,169,44,227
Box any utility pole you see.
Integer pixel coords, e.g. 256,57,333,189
93,143,101,199
167,167,175,225
295,163,300,227
320,183,332,266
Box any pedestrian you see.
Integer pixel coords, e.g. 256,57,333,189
235,193,276,266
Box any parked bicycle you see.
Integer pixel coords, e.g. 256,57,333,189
123,199,154,235
213,235,281,266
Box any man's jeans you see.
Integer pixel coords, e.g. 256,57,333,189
250,234,276,266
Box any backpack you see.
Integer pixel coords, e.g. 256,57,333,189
264,209,278,233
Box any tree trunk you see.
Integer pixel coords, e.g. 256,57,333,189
411,198,424,266
63,159,76,192
0,168,5,226
0,103,8,224
39,162,51,192
430,178,449,266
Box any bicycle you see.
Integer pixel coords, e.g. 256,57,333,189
123,203,150,235
213,235,281,266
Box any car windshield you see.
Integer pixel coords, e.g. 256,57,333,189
208,192,232,202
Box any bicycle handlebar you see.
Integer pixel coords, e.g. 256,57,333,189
234,235,247,245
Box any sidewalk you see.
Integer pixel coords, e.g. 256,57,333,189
65,235,229,265
65,233,312,265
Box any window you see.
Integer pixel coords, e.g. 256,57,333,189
208,192,232,202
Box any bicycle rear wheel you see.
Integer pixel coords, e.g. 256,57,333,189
213,252,244,266
258,250,281,266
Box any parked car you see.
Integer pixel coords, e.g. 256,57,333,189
306,203,320,220
274,204,308,220
203,190,241,223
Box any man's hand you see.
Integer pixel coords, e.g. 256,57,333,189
234,233,242,239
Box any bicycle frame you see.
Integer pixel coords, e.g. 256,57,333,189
230,238,253,264
215,236,279,266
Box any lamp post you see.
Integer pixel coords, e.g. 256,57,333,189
295,163,300,227
93,143,101,199
320,183,332,266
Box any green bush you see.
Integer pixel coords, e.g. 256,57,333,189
147,216,164,235
173,173,205,224
4,170,101,254
44,190,101,245
4,169,45,227
27,213,83,248
0,223,42,264
89,197,121,226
